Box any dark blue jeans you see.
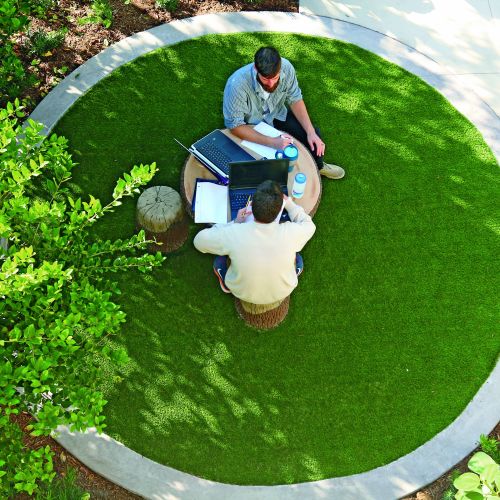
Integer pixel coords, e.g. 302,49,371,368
213,253,304,290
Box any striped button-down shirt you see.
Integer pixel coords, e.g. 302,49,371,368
223,58,303,129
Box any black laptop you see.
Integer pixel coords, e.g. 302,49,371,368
228,158,290,220
192,130,255,180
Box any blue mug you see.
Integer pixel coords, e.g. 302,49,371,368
283,144,299,171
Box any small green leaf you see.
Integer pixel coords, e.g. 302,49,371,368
12,170,23,183
21,164,31,179
463,492,484,500
454,472,480,491
469,452,496,474
494,469,500,489
480,463,500,484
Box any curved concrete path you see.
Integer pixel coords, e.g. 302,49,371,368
300,0,500,117
29,11,500,500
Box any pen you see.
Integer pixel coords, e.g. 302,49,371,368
245,195,252,210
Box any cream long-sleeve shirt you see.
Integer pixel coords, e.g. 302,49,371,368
193,198,316,305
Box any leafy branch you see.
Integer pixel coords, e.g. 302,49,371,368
0,101,165,496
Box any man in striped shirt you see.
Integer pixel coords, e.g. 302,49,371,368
223,46,345,179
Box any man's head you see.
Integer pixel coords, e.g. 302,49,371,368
254,47,281,93
252,180,283,223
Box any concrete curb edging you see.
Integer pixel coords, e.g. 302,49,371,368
29,11,499,500
55,360,500,500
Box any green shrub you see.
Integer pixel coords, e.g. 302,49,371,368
28,0,58,19
27,27,67,56
0,0,30,39
155,0,178,12
79,0,113,28
453,451,500,499
481,435,500,464
0,0,32,104
0,46,35,105
35,467,89,500
0,100,164,496
442,488,455,500
442,469,461,500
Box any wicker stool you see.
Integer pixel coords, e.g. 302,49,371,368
235,296,290,330
136,186,189,253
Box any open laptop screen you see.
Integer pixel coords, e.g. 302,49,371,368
229,159,290,189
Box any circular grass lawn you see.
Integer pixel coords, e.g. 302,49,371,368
53,33,499,485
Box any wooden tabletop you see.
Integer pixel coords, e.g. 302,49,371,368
180,128,322,219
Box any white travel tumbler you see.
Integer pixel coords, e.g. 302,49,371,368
292,173,307,199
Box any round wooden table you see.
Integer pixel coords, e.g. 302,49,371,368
180,129,322,219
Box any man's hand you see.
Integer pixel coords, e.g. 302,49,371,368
230,125,293,151
235,207,249,223
307,129,325,156
289,100,326,156
271,134,294,150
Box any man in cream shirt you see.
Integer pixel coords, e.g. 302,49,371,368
193,180,316,305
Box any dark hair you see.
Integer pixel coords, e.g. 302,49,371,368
252,180,283,223
254,47,281,78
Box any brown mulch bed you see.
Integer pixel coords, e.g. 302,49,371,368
12,412,140,499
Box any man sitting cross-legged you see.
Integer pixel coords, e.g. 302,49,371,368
193,180,316,305
223,46,345,179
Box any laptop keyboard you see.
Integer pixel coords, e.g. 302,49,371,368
229,192,250,211
196,142,231,174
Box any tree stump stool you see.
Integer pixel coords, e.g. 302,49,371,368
235,296,290,330
136,186,189,253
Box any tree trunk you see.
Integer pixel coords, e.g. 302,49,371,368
235,296,290,330
136,186,189,253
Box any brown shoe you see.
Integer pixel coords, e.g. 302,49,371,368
319,163,345,179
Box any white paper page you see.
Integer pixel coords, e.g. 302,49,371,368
241,121,283,159
194,183,228,224
240,141,277,159
254,121,282,137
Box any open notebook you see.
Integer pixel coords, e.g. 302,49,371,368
194,182,228,224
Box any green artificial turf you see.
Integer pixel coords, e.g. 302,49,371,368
54,33,500,485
